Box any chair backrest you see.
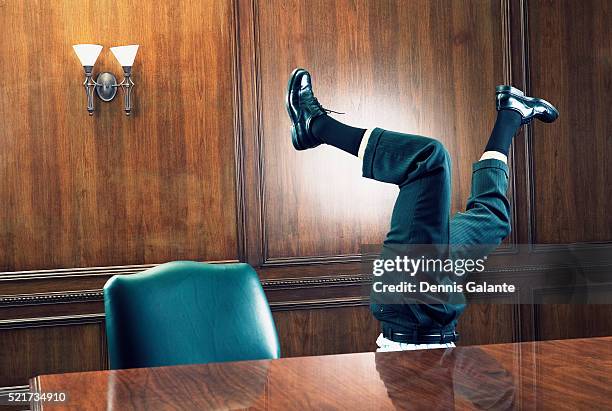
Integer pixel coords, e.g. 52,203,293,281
104,261,280,369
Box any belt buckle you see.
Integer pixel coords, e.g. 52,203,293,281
442,331,457,344
428,330,455,344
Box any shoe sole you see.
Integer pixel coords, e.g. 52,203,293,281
496,85,559,123
286,68,308,150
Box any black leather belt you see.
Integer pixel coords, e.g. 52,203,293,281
383,326,458,344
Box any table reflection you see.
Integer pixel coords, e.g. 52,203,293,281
375,347,516,410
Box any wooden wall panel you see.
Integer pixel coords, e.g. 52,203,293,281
458,303,519,346
255,0,507,260
273,306,379,356
534,304,612,341
528,0,612,244
0,0,238,272
523,0,612,344
0,319,106,388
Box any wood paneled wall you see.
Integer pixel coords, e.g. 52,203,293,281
0,0,239,271
0,0,610,393
519,0,612,341
528,0,612,244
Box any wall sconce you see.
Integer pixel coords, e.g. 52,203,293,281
72,44,139,116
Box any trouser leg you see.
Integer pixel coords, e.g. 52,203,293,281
362,128,451,245
363,128,455,329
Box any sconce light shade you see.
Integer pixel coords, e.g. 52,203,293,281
72,44,103,67
110,45,139,67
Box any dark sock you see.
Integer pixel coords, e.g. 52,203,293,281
484,110,523,155
311,115,366,156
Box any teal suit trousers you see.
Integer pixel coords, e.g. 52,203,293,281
364,127,511,334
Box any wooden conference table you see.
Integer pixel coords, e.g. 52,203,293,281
30,337,612,410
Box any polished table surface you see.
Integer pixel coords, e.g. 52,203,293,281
31,336,612,410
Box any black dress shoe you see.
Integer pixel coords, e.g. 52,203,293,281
286,68,332,150
496,85,559,124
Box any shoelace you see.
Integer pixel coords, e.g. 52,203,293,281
303,93,345,115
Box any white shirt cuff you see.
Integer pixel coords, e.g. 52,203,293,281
479,151,508,164
358,129,374,159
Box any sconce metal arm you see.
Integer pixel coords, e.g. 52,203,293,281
116,68,135,116
83,66,97,115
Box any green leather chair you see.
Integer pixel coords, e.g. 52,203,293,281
104,261,280,369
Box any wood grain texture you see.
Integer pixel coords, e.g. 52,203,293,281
255,0,506,259
0,320,106,388
534,304,612,341
30,337,612,410
457,302,519,345
528,0,612,244
0,0,238,271
272,306,379,356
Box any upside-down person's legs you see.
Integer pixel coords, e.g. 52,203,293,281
286,68,456,348
286,69,559,351
312,123,456,339
360,128,456,334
